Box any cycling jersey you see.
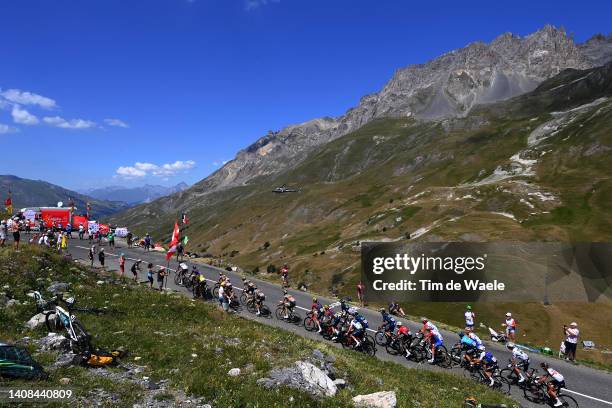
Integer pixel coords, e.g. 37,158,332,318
424,322,442,340
355,315,369,329
468,332,483,349
398,326,410,336
461,335,477,348
546,368,564,382
511,347,529,362
505,317,516,331
480,352,497,367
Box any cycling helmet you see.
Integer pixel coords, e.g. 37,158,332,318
379,308,386,313
485,352,493,359
506,312,512,317
66,297,75,306
193,266,198,270
421,317,428,323
324,305,329,309
506,342,515,350
312,297,317,302
457,331,464,337
241,277,246,281
348,307,357,315
396,321,403,326
283,290,288,295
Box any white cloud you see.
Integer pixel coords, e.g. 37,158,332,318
116,166,147,178
115,160,196,179
0,89,56,109
104,118,129,128
12,106,39,125
43,116,96,129
0,123,18,134
245,0,279,11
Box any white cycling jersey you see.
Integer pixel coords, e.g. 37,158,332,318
425,322,442,339
511,347,529,361
351,320,363,330
547,368,564,382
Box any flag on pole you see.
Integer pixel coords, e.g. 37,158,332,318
183,236,189,246
4,192,12,216
181,212,189,225
165,222,180,261
86,202,91,219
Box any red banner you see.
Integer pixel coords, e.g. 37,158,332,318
72,215,88,229
41,209,71,228
99,224,110,235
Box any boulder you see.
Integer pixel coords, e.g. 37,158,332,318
25,313,47,329
258,361,337,398
352,391,397,408
228,368,241,377
48,282,70,294
52,352,79,369
36,333,69,351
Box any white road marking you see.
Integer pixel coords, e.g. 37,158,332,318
564,389,612,406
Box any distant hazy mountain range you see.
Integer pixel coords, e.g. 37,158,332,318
0,175,128,218
82,183,189,206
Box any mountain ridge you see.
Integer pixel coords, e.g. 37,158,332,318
82,182,189,206
0,175,128,218
194,25,612,196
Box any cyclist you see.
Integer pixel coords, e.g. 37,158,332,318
242,277,257,299
464,305,476,330
506,342,529,383
347,308,366,348
330,310,344,341
311,297,324,333
424,326,444,364
217,272,227,285
467,328,484,351
394,321,412,358
472,351,498,387
281,290,296,320
388,301,406,317
537,362,565,407
459,330,480,365
379,308,397,342
254,289,266,316
280,264,289,287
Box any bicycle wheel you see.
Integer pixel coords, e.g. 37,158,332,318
449,346,464,368
436,345,451,368
385,339,401,356
290,312,302,325
499,368,519,386
246,300,256,314
275,306,285,320
174,271,183,286
363,340,377,357
523,381,545,403
558,394,579,408
374,330,388,346
304,317,317,332
492,375,511,394
240,292,248,305
45,310,62,332
261,305,271,318
212,286,220,298
70,319,91,353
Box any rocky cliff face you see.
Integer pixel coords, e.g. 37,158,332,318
194,26,612,193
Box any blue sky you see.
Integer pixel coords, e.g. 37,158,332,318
0,0,610,191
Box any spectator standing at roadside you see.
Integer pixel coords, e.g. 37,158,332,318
157,267,167,290
280,264,289,288
11,219,20,250
563,322,579,362
356,281,365,307
465,305,476,330
176,242,184,262
98,247,105,269
25,221,31,235
108,231,115,249
503,312,517,342
89,246,95,266
119,253,126,277
131,259,141,282
0,220,7,247
144,234,151,252
78,223,84,240
126,231,133,248
66,223,73,238
147,262,154,288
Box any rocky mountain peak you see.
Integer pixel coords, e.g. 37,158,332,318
193,26,612,194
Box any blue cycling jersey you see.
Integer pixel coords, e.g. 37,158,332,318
460,335,476,348
383,314,396,325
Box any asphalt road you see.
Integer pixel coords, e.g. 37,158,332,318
46,237,612,407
